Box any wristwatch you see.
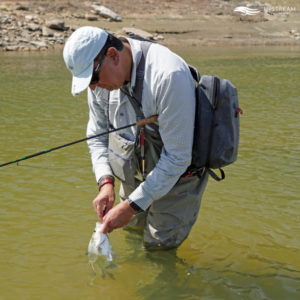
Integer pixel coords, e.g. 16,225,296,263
98,175,115,191
128,198,144,213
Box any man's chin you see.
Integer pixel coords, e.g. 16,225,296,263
102,83,123,91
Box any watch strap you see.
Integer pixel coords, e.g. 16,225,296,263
128,198,143,213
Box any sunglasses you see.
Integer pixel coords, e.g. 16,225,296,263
90,54,106,85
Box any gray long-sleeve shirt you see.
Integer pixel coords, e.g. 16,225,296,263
86,38,196,210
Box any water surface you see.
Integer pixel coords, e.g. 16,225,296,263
0,46,299,299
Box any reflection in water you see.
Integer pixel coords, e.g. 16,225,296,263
140,250,196,299
88,258,117,282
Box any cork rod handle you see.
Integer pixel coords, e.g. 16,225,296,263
136,115,158,127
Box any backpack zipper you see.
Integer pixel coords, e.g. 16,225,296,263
212,76,220,110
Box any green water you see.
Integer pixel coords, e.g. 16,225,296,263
0,46,299,300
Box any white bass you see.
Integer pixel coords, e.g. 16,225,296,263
88,222,113,262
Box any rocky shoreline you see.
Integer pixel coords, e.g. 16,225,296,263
0,0,299,52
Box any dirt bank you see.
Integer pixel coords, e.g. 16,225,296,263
0,0,299,51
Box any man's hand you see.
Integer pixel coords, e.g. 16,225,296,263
93,183,115,222
101,200,136,233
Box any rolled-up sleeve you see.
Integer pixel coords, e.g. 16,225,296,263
128,70,195,210
86,88,113,182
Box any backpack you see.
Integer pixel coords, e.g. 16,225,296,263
187,66,242,181
122,38,242,181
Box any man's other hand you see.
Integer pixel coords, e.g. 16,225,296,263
101,200,136,233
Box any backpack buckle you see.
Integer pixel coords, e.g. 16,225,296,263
182,167,205,178
235,107,243,117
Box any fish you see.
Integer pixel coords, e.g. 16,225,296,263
88,222,113,263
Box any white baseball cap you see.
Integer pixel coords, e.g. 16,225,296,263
63,26,108,95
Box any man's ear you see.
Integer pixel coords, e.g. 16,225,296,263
106,47,119,64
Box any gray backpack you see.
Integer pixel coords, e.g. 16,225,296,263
187,66,242,181
123,38,242,181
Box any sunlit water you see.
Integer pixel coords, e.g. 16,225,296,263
0,46,299,300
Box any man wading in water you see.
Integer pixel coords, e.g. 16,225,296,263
63,26,208,249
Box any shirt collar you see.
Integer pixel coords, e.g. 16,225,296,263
126,38,143,89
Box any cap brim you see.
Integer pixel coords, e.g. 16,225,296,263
71,63,93,96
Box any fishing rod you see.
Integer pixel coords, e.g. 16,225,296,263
0,115,158,168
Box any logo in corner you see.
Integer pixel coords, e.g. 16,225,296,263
234,6,260,16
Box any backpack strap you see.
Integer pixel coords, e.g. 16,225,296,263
188,65,201,82
186,67,227,182
207,76,225,181
120,41,158,131
207,168,225,181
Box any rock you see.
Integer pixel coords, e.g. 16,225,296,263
25,15,33,21
30,41,47,49
289,29,300,39
54,32,63,38
15,5,29,11
27,23,40,31
154,34,164,41
69,25,79,32
72,14,85,19
123,27,154,40
21,30,31,39
91,5,122,22
42,26,54,37
19,46,30,51
6,45,19,51
85,14,98,21
16,38,29,44
46,19,65,31
0,15,11,25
